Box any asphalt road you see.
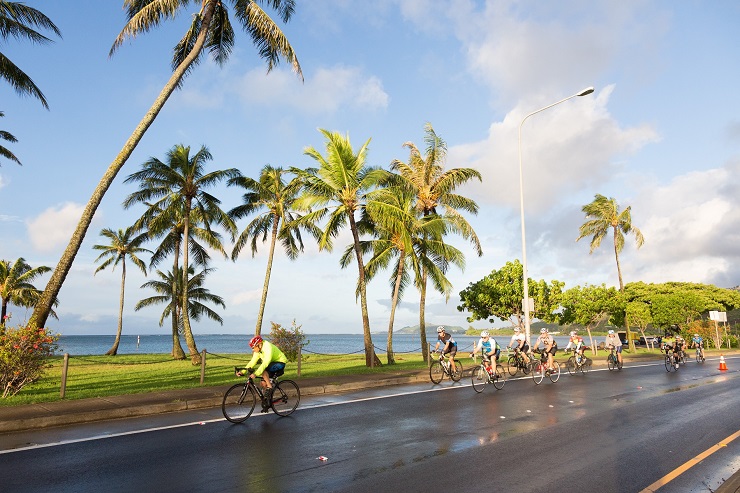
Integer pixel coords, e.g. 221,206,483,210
1,359,738,493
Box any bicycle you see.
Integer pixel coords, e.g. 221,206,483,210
506,347,533,376
662,346,679,372
566,348,591,375
606,345,622,371
429,350,463,384
471,356,506,393
222,367,300,423
694,344,705,363
531,349,560,385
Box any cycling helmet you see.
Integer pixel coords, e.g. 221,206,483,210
694,334,699,337
608,329,615,335
569,331,576,336
481,330,490,338
249,335,263,348
540,328,548,334
514,327,521,333
437,326,445,333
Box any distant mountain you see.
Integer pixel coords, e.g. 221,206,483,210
393,324,465,334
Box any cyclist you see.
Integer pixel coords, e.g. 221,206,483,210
691,333,704,360
676,334,688,361
533,328,557,372
507,327,530,365
661,333,680,369
604,329,623,366
471,330,500,376
433,326,457,370
237,335,288,399
565,331,586,364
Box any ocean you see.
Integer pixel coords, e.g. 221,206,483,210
55,333,574,356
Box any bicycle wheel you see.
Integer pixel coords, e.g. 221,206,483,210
471,365,487,393
222,383,257,423
532,361,544,385
522,357,533,375
430,361,444,384
450,359,463,382
608,355,616,371
492,364,506,390
271,380,300,416
580,358,589,374
548,363,561,383
507,355,519,376
566,356,577,376
664,355,672,372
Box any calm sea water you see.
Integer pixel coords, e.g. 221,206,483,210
55,333,573,356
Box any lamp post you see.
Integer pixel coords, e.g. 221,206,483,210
518,86,594,346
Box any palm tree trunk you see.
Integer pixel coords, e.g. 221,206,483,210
614,228,635,350
106,260,126,356
181,205,200,364
29,2,218,330
419,263,429,363
349,214,379,367
255,218,280,336
386,253,406,365
170,235,186,359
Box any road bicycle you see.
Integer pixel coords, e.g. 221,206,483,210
531,349,560,385
222,367,300,423
663,348,680,372
506,347,533,376
471,356,506,393
566,348,591,375
694,344,706,363
606,346,622,371
429,350,463,384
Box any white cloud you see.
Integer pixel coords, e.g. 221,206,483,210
26,203,95,253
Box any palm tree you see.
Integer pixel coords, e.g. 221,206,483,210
357,187,464,364
576,194,645,292
135,266,225,333
0,111,21,166
229,165,315,336
123,144,238,363
298,129,388,367
0,258,54,333
31,0,302,329
389,123,482,360
92,227,150,355
0,1,61,109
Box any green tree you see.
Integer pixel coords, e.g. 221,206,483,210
123,144,238,363
229,165,314,336
0,111,20,166
558,284,624,354
135,266,225,333
626,301,654,349
92,227,151,355
298,129,388,367
390,123,482,360
0,258,54,333
31,0,302,329
0,1,61,109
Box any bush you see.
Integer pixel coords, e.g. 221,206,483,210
0,325,59,398
269,320,308,362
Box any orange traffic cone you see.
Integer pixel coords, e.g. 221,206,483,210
719,354,727,371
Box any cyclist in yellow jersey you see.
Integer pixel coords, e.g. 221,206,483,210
237,335,288,393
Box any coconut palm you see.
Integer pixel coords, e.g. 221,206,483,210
0,258,55,333
92,227,151,355
229,165,315,335
389,123,482,360
297,129,388,367
576,194,645,292
31,0,302,329
123,144,238,363
0,111,21,166
135,265,225,332
0,1,61,109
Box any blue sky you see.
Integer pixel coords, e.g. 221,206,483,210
1,1,739,336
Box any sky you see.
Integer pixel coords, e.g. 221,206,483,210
1,1,739,336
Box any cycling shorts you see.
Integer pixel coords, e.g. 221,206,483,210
266,362,286,377
614,346,622,354
482,348,500,363
514,343,529,353
443,346,457,358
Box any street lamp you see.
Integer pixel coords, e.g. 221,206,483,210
518,86,594,346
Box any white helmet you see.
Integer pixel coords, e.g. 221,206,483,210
608,329,615,335
540,328,548,334
481,330,489,338
437,326,445,333
514,327,521,333
569,331,576,336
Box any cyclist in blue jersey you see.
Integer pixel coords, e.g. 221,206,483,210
471,330,500,375
691,333,704,360
433,326,457,369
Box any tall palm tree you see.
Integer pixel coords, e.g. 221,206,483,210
229,165,315,335
0,258,54,333
576,194,645,292
389,123,482,360
0,111,21,166
298,129,388,367
123,144,238,363
0,1,61,109
31,0,302,329
92,227,150,355
135,266,225,332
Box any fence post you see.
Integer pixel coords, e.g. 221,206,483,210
60,353,69,399
297,346,302,378
200,349,206,385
